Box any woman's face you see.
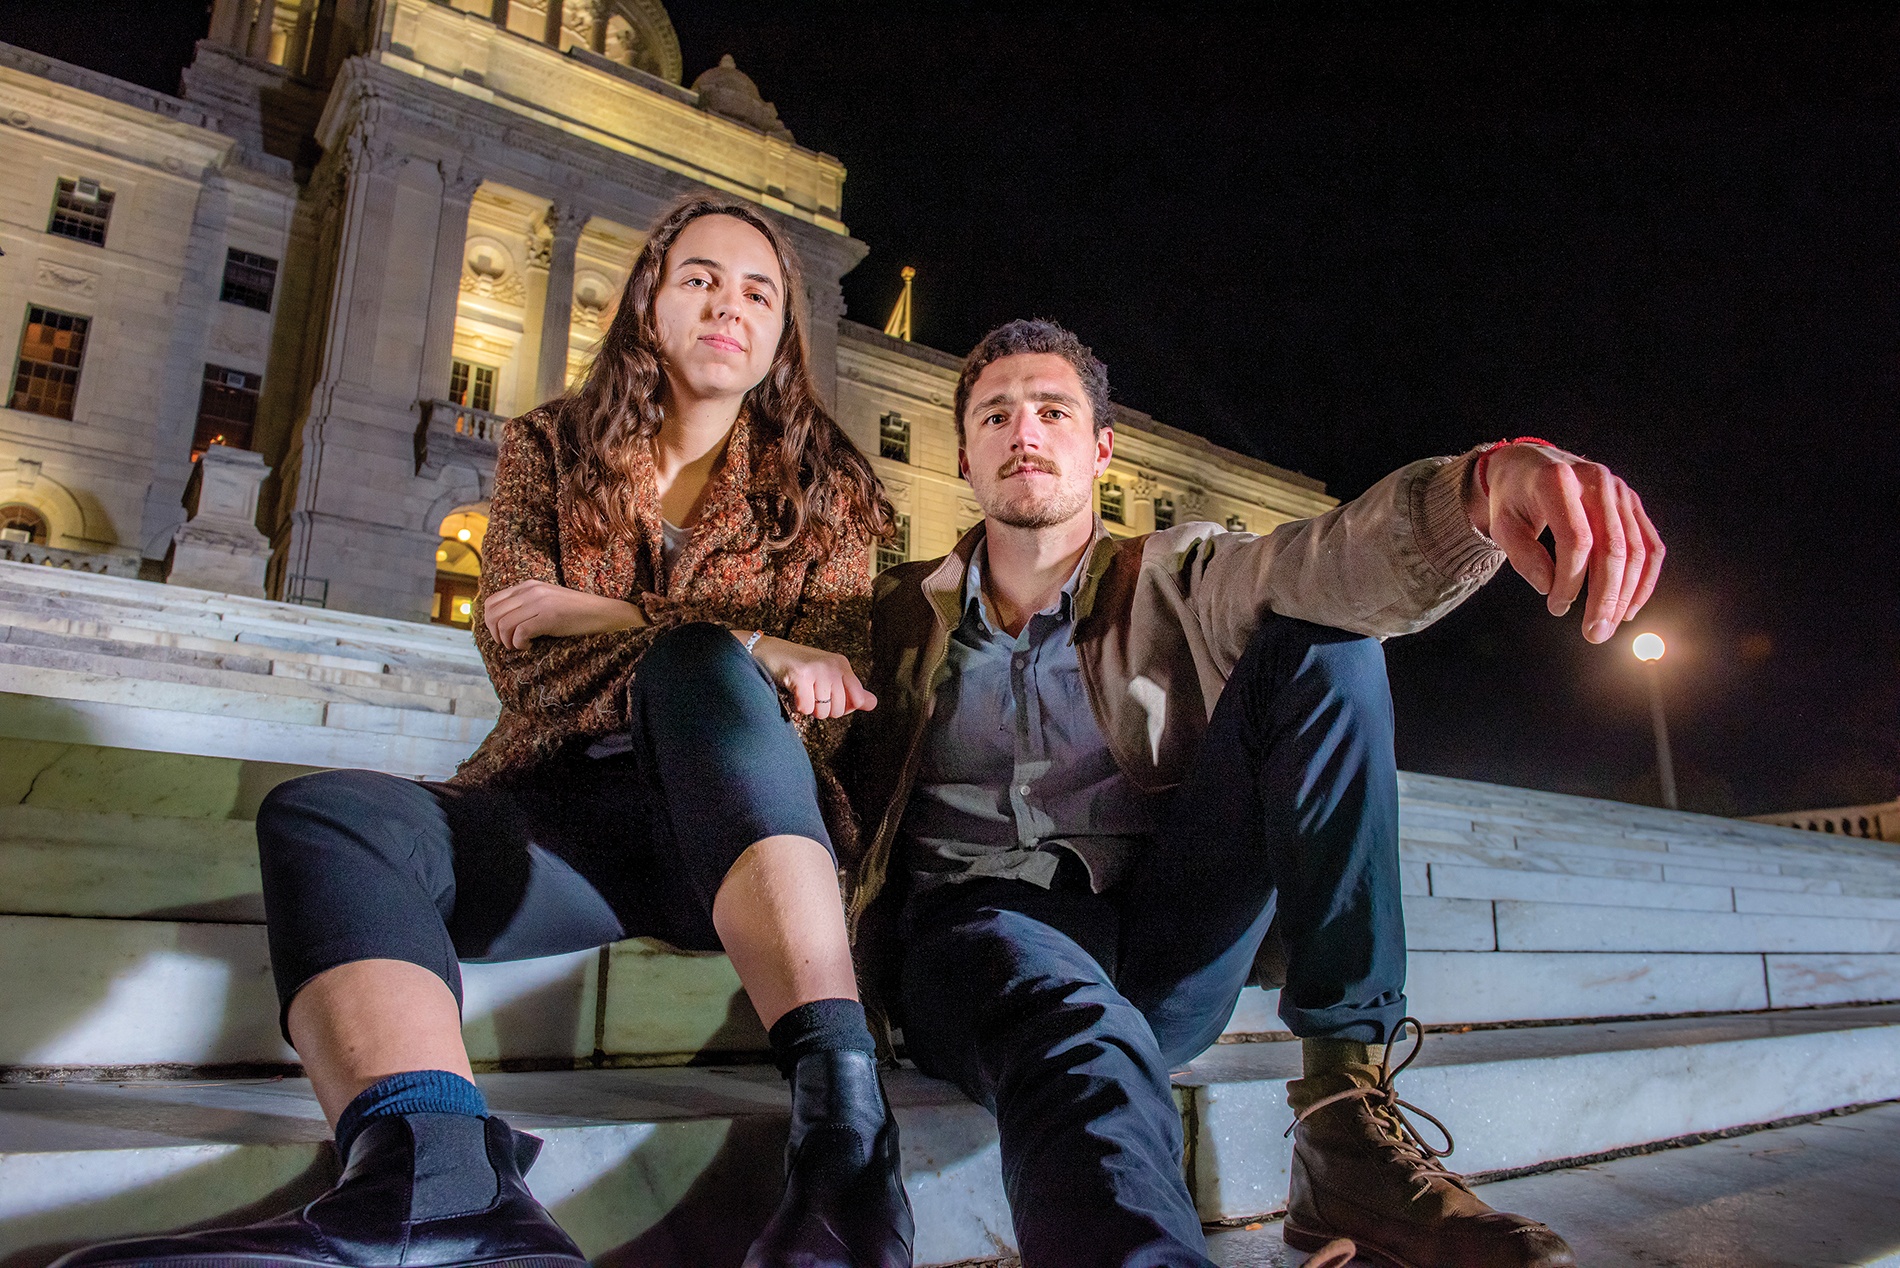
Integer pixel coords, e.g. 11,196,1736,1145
651,214,787,406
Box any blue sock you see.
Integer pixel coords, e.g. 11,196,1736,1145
334,1069,489,1158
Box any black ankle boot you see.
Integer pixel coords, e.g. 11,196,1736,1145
743,1048,915,1268
49,1114,587,1268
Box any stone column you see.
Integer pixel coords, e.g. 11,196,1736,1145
534,203,587,406
168,445,273,597
419,163,480,411
247,0,278,62
209,0,248,48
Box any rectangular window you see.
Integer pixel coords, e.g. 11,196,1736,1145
1153,496,1175,530
47,177,114,246
875,513,910,574
449,358,497,413
1099,480,1124,525
11,305,91,419
220,248,279,311
878,411,910,463
193,364,262,456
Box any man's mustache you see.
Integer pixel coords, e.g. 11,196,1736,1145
998,455,1062,479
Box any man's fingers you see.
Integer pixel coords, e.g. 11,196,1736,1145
1609,484,1647,630
1580,469,1628,643
1627,491,1666,620
1544,469,1593,618
786,673,817,716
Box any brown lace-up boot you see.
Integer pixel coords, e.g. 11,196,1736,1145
1282,1021,1576,1268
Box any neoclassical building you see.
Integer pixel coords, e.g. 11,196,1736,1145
0,0,1333,625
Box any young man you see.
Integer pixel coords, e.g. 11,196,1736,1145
846,319,1662,1268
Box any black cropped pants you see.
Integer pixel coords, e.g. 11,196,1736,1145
254,623,833,1029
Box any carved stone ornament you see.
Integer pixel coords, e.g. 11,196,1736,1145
462,236,525,306
690,55,794,143
570,269,617,330
35,260,99,298
1132,471,1160,500
1181,485,1208,517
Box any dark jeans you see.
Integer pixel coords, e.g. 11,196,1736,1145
898,614,1407,1268
255,623,832,1028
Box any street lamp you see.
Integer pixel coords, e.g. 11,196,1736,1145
1632,633,1679,811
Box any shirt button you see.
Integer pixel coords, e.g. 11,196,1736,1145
1018,784,1032,796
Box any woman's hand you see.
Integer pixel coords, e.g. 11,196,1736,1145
743,633,877,719
483,580,647,650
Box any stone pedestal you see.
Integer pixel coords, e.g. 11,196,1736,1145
166,445,273,597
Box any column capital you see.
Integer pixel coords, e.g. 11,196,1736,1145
441,161,483,202
542,201,591,243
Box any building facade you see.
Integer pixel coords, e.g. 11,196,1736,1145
0,0,1332,626
1749,800,1900,844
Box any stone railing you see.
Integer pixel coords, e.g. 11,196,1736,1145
415,398,508,478
0,539,141,577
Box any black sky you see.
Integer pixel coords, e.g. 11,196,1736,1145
6,1,1896,817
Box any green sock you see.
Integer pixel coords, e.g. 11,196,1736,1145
1301,1036,1387,1078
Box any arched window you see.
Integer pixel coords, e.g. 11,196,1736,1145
1859,817,1871,837
432,510,488,627
0,503,49,545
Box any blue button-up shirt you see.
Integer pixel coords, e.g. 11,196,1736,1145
899,541,1161,893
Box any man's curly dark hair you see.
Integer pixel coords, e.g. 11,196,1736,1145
953,318,1113,445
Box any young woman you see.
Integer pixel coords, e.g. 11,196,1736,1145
53,197,912,1268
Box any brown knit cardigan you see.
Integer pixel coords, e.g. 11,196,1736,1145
451,405,873,868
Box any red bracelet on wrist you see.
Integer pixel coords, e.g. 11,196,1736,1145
1475,436,1558,497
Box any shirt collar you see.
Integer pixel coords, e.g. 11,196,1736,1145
961,539,1086,637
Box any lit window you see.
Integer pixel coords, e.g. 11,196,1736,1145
449,358,496,413
0,502,49,545
875,513,910,574
11,306,91,419
1152,496,1174,530
47,178,114,246
879,411,910,463
220,249,279,312
193,364,261,456
1099,480,1124,525
1226,515,1247,533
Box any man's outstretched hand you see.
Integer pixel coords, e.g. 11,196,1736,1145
1464,442,1664,644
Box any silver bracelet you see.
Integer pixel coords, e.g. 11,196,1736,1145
743,628,765,655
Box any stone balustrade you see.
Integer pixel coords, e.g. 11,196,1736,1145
0,539,141,577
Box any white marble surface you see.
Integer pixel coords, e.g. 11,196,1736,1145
1767,954,1900,1008
1183,1005,1900,1222
1495,900,1900,954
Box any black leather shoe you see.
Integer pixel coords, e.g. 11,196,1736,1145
743,1049,915,1268
49,1114,588,1268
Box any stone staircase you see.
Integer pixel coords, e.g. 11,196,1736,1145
1,559,1897,1265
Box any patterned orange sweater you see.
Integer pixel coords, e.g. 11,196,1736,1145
453,405,873,868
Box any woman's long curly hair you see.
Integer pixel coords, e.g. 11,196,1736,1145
557,195,893,556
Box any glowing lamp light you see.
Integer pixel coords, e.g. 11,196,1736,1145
1632,632,1665,662
457,528,472,542
458,601,472,616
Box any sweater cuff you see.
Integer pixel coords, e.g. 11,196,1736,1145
1411,452,1506,583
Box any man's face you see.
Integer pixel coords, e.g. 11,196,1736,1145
959,353,1113,530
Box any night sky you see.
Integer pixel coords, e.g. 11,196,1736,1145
6,1,1896,817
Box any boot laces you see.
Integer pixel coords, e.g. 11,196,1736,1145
1285,1017,1463,1198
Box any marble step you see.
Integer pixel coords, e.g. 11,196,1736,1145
0,564,486,657
0,913,765,1072
1204,1100,1900,1267
0,680,484,780
1,1005,1895,1267
1183,1002,1900,1223
1,884,1894,1074
0,639,500,721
